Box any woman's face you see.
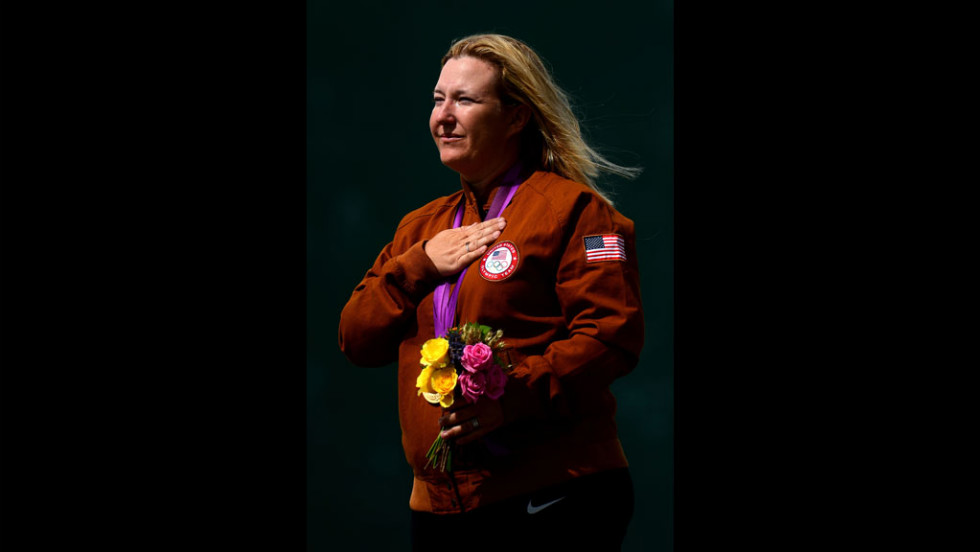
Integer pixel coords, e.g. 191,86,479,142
430,56,520,181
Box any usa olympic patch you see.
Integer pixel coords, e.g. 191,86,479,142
479,241,519,281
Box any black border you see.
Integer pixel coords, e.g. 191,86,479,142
1,4,307,548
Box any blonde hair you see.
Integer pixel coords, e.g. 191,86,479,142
443,33,641,205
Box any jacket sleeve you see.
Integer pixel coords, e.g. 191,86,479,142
338,231,443,367
499,193,644,422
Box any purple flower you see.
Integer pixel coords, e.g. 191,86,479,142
461,343,494,373
459,371,488,403
485,364,507,400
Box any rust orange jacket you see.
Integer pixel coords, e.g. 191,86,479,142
338,170,644,514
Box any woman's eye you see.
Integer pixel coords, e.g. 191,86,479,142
433,97,444,104
458,97,473,104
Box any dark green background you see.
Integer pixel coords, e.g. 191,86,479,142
307,1,672,549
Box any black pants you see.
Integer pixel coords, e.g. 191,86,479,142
411,468,634,551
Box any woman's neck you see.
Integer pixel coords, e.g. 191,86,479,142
464,152,522,206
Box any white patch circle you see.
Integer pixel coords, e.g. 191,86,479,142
479,241,519,281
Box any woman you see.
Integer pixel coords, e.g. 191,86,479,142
339,34,644,550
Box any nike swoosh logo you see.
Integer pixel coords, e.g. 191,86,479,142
526,496,565,514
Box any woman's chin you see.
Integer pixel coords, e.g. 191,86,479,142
439,154,467,172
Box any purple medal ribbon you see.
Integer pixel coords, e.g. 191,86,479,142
432,164,523,338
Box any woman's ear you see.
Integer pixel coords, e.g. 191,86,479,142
507,104,532,137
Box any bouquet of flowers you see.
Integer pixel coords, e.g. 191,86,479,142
416,322,510,472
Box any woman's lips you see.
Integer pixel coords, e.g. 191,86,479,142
440,134,463,143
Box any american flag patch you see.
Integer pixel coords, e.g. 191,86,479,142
583,234,626,263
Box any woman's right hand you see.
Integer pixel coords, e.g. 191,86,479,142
424,217,507,276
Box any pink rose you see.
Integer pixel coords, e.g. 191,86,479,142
459,371,487,403
484,364,507,400
461,343,494,373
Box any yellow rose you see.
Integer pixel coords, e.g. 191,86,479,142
416,365,435,396
420,338,450,367
430,367,458,395
416,366,458,407
438,392,455,408
417,340,457,407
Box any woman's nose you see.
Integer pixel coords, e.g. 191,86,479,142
436,101,455,123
